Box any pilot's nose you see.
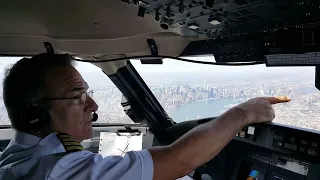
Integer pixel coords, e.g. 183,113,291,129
85,96,99,112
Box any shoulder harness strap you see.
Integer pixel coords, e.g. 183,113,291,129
56,133,84,153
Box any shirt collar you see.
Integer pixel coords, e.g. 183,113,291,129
14,131,66,153
14,131,42,146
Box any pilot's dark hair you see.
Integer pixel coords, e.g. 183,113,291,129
3,53,74,132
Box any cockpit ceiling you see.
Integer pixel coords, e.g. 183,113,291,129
2,0,320,58
0,0,190,57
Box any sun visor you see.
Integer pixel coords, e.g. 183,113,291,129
0,32,190,58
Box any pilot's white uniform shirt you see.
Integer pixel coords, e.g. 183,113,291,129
0,131,154,180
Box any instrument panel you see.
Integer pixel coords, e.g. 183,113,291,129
195,123,320,180
234,123,320,161
164,118,320,179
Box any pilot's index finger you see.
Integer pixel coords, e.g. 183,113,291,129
263,96,291,104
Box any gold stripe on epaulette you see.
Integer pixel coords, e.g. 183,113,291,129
62,142,82,146
57,134,75,138
56,133,84,153
58,137,78,142
65,146,84,151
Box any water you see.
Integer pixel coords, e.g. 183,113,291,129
296,87,319,94
169,86,320,123
169,98,239,123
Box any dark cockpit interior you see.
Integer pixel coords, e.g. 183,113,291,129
1,0,320,179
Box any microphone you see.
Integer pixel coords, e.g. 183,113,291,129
92,112,98,122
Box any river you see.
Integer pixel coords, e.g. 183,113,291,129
169,86,320,123
168,98,240,123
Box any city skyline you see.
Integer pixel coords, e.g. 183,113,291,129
0,56,319,133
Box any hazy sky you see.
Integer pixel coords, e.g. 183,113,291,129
130,56,315,76
0,56,316,76
74,56,315,76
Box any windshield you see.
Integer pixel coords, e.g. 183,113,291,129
0,57,134,125
131,56,320,131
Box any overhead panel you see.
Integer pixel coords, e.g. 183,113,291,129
121,0,320,40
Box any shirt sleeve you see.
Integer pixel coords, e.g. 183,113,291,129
47,149,154,180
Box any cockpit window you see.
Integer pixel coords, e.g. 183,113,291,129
131,56,320,131
0,57,22,125
0,57,134,125
74,61,135,124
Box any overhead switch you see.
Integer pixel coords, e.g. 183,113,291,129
155,9,160,21
138,6,146,17
179,0,184,14
188,23,199,30
247,126,255,135
166,6,171,18
206,0,215,8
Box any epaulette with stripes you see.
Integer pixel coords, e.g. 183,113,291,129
56,133,84,153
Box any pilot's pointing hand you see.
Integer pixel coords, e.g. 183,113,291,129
234,96,291,125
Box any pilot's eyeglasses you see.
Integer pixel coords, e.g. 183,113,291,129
79,90,94,104
40,90,94,104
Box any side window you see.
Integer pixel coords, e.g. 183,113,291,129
0,57,22,125
0,58,135,126
74,62,135,124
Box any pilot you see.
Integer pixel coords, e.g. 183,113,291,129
0,53,289,180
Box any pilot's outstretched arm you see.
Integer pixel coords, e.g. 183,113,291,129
48,149,153,180
149,97,289,180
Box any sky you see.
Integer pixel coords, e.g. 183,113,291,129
0,56,316,76
130,56,315,75
70,56,317,87
74,61,101,73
